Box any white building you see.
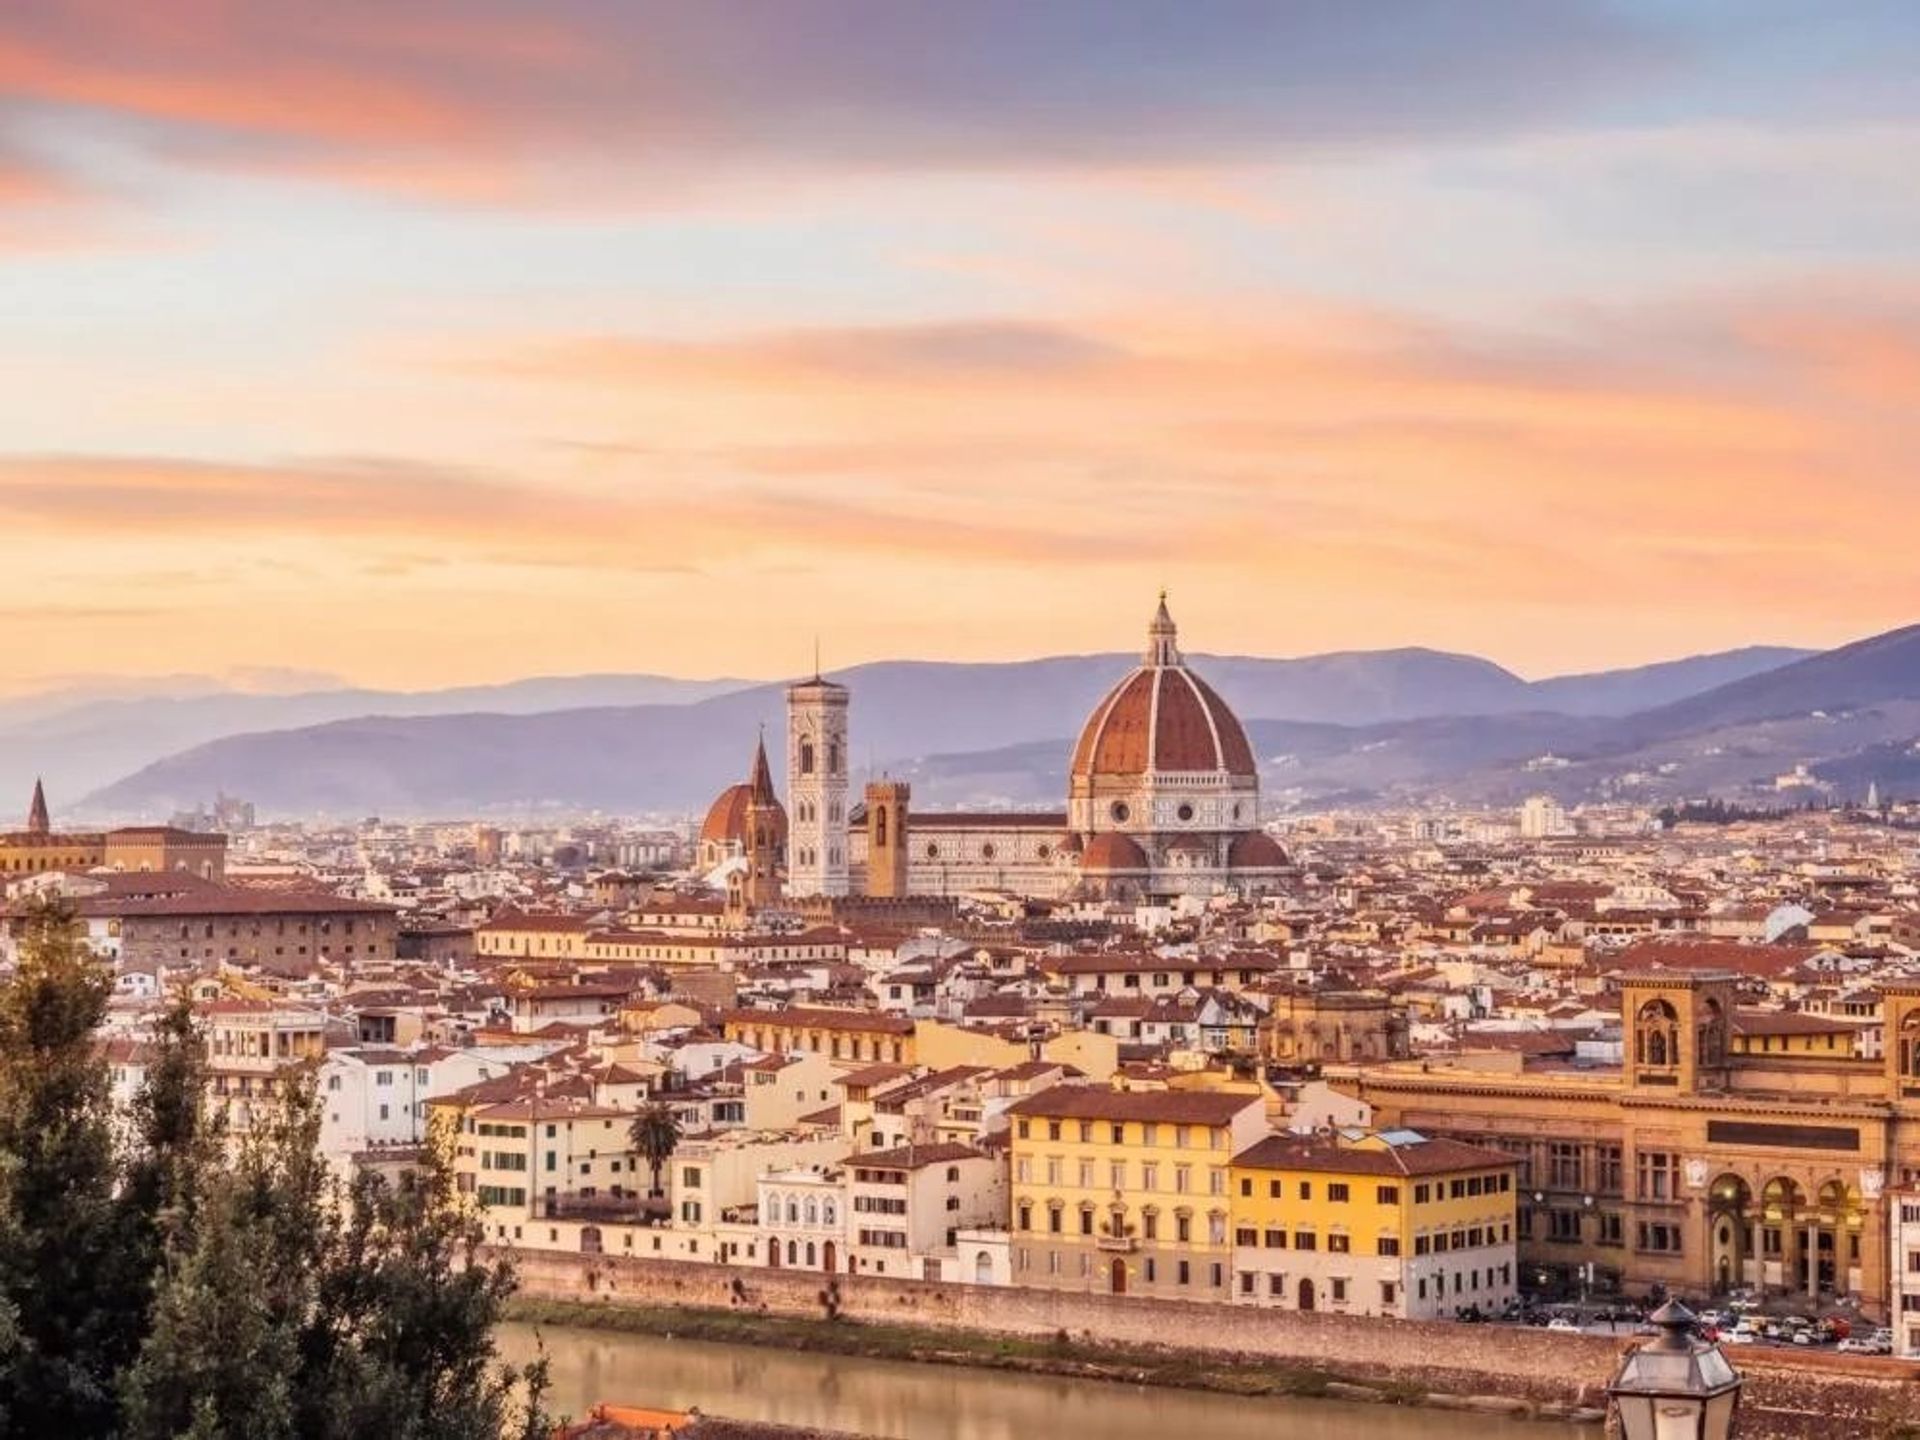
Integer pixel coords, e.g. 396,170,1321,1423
1518,795,1571,839
1890,1187,1920,1356
757,1163,848,1274
847,1142,1006,1282
318,1042,554,1171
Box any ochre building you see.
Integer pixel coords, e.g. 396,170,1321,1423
1330,969,1920,1320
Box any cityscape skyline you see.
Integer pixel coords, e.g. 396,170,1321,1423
1,2,1918,691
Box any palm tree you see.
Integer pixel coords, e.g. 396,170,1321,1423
629,1101,680,1200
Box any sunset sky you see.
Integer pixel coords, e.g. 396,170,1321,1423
2,1,1917,694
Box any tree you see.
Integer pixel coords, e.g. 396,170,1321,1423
629,1102,680,1199
0,899,146,1432
122,1072,551,1440
120,992,219,1294
0,899,550,1439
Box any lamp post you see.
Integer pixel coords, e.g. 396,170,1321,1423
1607,1299,1743,1440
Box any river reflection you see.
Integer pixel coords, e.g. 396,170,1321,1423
497,1323,1599,1440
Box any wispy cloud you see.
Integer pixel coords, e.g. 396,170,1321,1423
0,1,1670,204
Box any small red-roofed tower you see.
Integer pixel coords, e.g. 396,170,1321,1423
741,733,783,910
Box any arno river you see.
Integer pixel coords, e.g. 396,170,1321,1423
497,1323,1601,1440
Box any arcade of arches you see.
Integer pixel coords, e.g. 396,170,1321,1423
1705,1173,1867,1299
1333,971,1920,1320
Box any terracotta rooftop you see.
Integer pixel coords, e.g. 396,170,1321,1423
1005,1084,1260,1126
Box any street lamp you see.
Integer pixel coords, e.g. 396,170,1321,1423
1607,1299,1742,1440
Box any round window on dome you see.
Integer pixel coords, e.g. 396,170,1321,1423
1037,844,1051,860
1110,801,1130,823
1176,803,1195,823
981,842,996,861
924,842,939,859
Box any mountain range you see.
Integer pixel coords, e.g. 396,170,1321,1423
66,634,1901,821
0,673,754,813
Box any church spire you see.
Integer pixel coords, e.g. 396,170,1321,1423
748,730,777,804
1145,591,1181,666
26,778,48,836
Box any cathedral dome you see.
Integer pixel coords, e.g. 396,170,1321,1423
1080,831,1150,873
1228,830,1290,869
1069,598,1256,784
700,784,756,846
700,738,787,850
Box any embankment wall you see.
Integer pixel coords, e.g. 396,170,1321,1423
496,1248,1920,1438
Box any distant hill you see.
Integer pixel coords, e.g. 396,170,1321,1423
75,640,1818,820
1525,646,1812,716
1616,625,1920,741
1,673,756,815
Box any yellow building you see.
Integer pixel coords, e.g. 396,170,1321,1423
1730,1010,1862,1058
0,784,226,879
1228,1129,1517,1319
722,1006,916,1066
1004,1085,1268,1300
1331,968,1918,1318
473,911,593,961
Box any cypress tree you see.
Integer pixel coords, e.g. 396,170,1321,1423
0,899,145,1431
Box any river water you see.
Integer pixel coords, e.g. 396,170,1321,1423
497,1323,1600,1440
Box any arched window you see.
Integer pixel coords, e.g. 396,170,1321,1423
787,1198,800,1224
804,1197,818,1225
800,739,815,775
874,807,888,846
828,742,841,774
1635,997,1680,1069
823,1199,836,1226
764,1193,780,1226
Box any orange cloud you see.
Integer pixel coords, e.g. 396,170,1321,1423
4,281,1918,685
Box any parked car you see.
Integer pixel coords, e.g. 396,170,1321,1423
1838,1337,1877,1354
1725,1329,1757,1346
1546,1316,1581,1334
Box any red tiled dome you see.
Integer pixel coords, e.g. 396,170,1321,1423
1081,831,1150,873
700,783,755,845
1228,831,1290,869
702,737,787,848
1071,602,1255,782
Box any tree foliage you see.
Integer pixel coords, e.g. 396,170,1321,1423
628,1103,680,1198
0,899,551,1439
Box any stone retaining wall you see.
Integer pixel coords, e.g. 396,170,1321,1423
496,1248,1920,1438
